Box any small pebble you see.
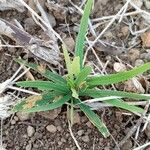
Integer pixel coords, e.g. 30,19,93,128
144,0,150,9
27,126,35,137
121,139,132,150
127,49,140,62
58,141,63,146
86,121,93,128
141,30,150,48
121,26,129,37
57,126,62,131
14,116,19,121
134,59,144,66
81,135,90,143
47,12,56,27
104,147,110,150
61,138,66,143
17,112,30,121
26,143,32,150
132,0,143,8
73,112,80,124
0,146,6,150
64,37,75,51
11,120,16,125
77,130,84,136
46,125,57,133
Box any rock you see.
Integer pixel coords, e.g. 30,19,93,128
63,37,75,52
57,126,62,132
81,135,90,143
38,108,61,120
132,0,143,8
104,147,110,150
46,2,67,21
16,112,31,121
0,146,6,150
124,80,138,93
73,112,80,125
104,31,113,39
58,141,63,146
10,120,16,125
46,125,57,133
24,18,37,32
13,116,19,121
141,13,150,24
61,138,66,143
144,0,150,9
134,59,144,66
27,126,35,137
121,26,129,37
86,121,93,128
127,49,140,62
113,62,126,72
77,130,84,136
145,123,150,139
121,139,132,150
141,30,150,48
26,143,32,150
47,12,56,27
140,52,150,61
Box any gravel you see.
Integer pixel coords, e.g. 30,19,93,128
46,125,57,133
27,126,35,137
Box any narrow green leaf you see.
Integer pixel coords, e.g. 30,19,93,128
14,95,71,113
75,66,92,86
62,44,73,80
16,59,66,84
106,99,144,113
71,56,80,77
75,0,93,67
81,89,144,113
16,81,70,94
81,89,150,100
13,91,57,112
75,99,110,138
87,62,150,86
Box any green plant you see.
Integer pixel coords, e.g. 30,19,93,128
13,0,150,138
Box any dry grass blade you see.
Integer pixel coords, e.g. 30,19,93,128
0,0,25,12
0,18,60,64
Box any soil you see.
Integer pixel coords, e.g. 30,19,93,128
1,0,150,150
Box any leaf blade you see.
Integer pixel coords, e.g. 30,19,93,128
75,99,110,138
87,62,150,86
75,66,92,86
75,0,93,67
81,89,150,100
14,94,71,113
16,59,66,84
16,81,70,94
105,99,144,113
81,89,145,113
13,91,56,112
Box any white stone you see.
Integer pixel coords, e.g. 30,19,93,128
27,126,35,137
46,125,57,133
145,0,150,9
